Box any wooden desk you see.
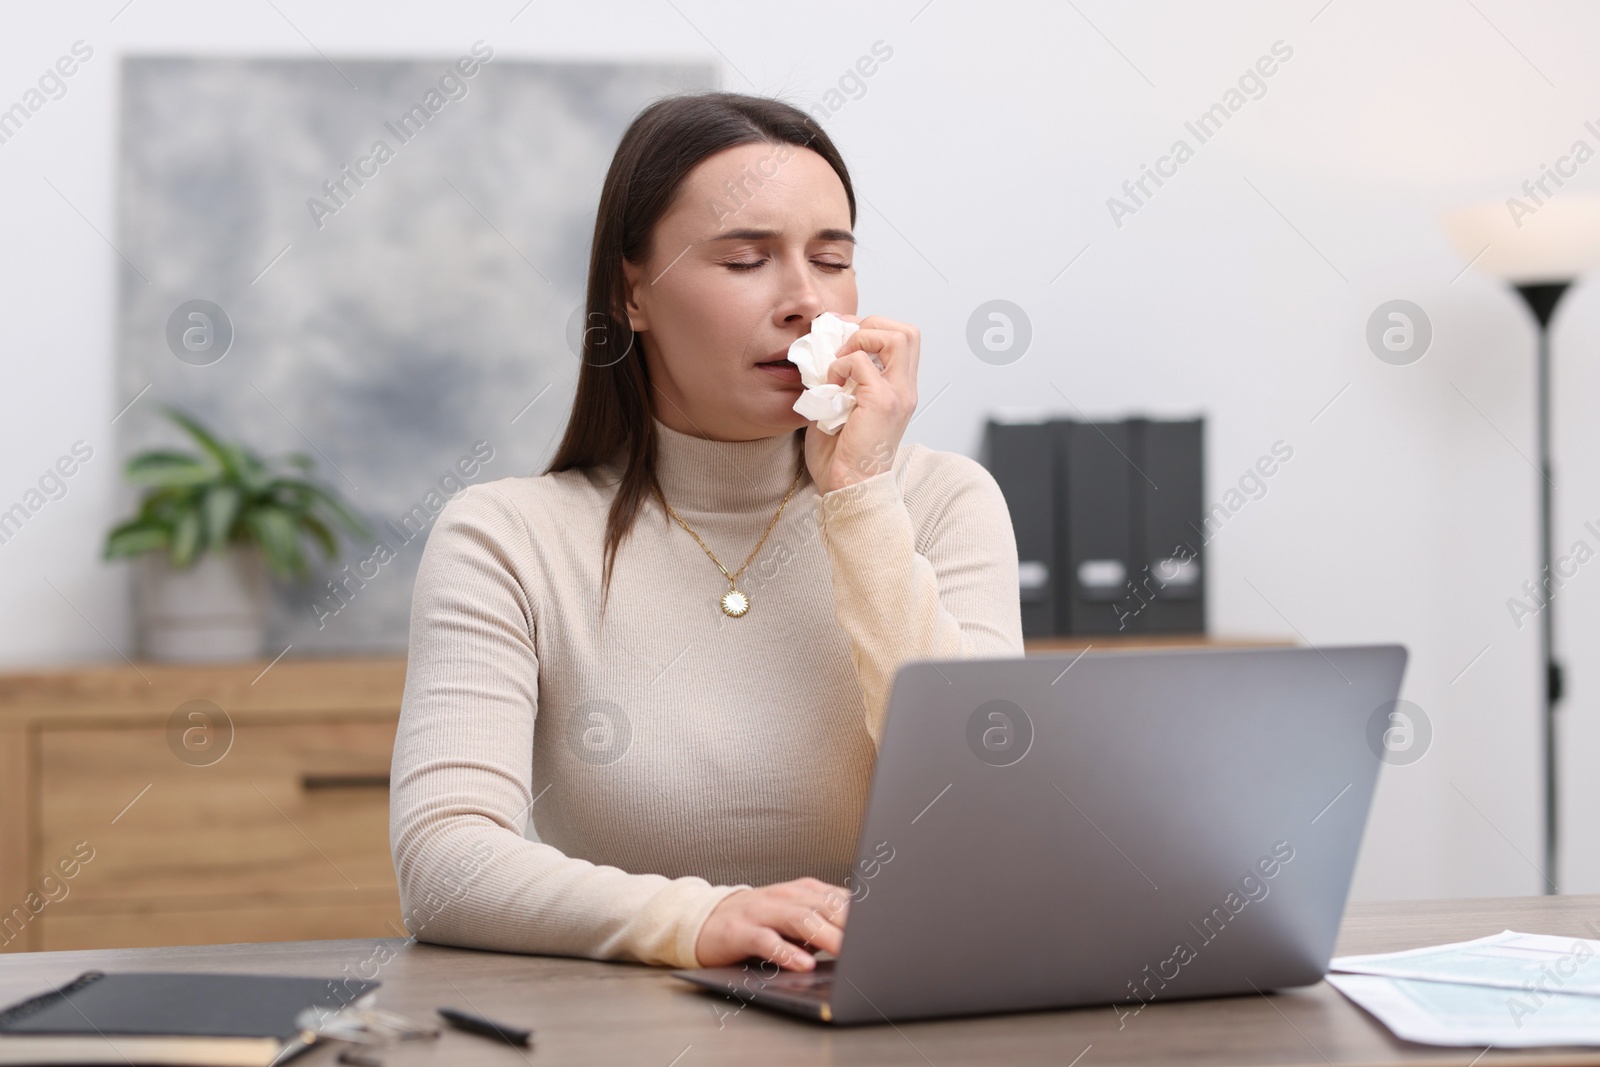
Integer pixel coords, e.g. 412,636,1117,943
2,895,1596,1065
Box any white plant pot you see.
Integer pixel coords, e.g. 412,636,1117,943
135,545,269,662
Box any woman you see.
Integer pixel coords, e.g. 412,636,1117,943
389,90,1023,975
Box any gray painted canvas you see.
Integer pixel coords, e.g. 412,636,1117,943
115,53,716,656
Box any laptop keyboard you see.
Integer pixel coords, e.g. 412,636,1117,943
756,960,835,999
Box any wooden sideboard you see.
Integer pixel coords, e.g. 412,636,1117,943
0,637,1287,953
0,656,409,953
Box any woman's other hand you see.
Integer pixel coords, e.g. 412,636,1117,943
694,876,850,970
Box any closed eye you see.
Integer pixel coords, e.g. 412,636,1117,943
725,259,851,272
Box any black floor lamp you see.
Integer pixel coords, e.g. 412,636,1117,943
1443,197,1600,894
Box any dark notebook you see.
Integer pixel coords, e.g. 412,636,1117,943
0,970,378,1065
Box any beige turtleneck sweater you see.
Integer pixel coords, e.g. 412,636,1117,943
389,415,1024,969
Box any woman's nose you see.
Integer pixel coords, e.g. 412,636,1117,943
775,254,826,324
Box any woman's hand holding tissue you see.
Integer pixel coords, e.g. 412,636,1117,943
802,313,920,495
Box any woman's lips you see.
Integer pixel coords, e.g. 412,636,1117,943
757,360,802,384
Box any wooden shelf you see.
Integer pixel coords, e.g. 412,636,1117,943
1024,634,1295,653
0,655,407,730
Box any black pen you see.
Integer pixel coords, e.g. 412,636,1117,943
436,1005,535,1047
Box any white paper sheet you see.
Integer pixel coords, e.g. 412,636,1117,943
1332,930,1600,996
1328,973,1600,1048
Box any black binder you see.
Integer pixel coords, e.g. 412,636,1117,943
1055,420,1137,635
0,970,379,1065
1130,418,1206,633
979,414,1207,638
980,419,1056,637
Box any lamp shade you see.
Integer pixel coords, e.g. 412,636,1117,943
1442,194,1600,283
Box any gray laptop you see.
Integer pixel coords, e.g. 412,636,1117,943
673,643,1408,1025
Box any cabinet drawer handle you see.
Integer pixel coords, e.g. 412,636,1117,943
300,773,390,791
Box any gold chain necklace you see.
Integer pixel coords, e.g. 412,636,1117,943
661,468,805,618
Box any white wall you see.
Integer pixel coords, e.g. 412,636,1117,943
3,0,1597,900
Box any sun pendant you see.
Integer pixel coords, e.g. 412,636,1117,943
720,588,750,618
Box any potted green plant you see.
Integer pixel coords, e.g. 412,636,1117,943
103,405,372,662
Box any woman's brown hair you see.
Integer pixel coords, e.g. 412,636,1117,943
543,91,857,615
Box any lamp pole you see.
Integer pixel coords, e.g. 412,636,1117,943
1513,280,1569,894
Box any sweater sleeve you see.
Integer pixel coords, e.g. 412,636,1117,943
388,483,749,969
818,450,1026,747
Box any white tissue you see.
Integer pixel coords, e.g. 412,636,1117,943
788,312,861,435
